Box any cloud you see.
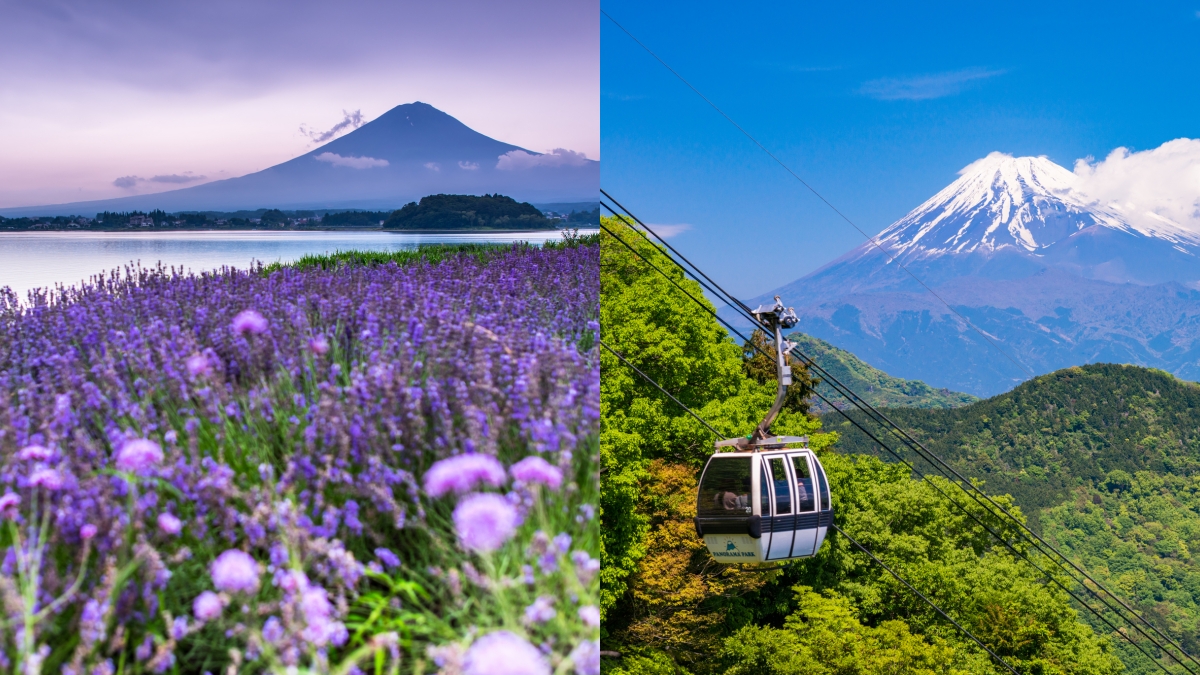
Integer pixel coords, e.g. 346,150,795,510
860,68,1005,101
1072,138,1200,233
113,172,205,188
643,223,691,238
149,173,205,184
458,161,479,170
424,162,440,172
496,148,590,170
314,152,389,169
299,109,365,144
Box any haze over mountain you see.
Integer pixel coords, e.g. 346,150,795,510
756,152,1200,397
0,102,598,217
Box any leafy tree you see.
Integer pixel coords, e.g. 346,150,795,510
742,329,818,416
721,586,959,675
383,193,554,230
599,216,828,627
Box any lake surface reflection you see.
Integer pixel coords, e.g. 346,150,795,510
0,230,587,300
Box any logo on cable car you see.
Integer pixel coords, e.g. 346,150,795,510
712,539,756,558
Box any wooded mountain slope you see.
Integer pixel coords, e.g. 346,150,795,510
791,332,977,412
823,364,1200,673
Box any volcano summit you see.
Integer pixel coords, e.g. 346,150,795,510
761,153,1200,396
0,102,599,217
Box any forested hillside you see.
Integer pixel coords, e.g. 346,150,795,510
824,365,1200,672
600,217,1121,675
790,332,977,412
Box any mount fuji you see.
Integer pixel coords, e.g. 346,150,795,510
758,153,1200,396
0,102,598,217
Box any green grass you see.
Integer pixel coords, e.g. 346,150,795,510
260,231,599,274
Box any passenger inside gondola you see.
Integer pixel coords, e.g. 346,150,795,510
697,457,753,516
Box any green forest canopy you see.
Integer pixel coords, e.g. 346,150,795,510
599,215,1123,675
383,193,556,230
825,364,1200,672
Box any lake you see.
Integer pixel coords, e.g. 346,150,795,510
0,230,591,301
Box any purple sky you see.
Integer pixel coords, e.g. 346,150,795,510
0,0,598,208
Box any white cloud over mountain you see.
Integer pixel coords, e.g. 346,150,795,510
314,152,388,169
1072,139,1200,233
496,148,590,170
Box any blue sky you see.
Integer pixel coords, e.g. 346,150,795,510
601,1,1200,298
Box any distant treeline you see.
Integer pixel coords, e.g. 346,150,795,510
384,194,557,230
0,194,599,231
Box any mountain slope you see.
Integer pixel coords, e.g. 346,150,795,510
1,102,598,216
790,331,977,411
822,363,1200,673
755,153,1200,396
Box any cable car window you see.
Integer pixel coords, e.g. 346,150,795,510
791,455,816,512
760,464,771,515
815,460,830,511
769,457,791,514
696,457,752,517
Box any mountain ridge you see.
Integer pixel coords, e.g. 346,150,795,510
1,102,598,216
790,331,977,411
751,153,1200,396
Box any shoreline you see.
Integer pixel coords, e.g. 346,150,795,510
0,226,592,234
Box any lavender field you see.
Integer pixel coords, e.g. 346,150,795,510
0,240,599,674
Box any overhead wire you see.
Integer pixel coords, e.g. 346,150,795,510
599,341,723,438
599,339,1022,675
599,198,1197,673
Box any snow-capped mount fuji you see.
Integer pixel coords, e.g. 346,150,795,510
803,153,1200,298
0,102,598,216
758,153,1200,397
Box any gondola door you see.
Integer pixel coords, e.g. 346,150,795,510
764,455,795,560
788,453,819,557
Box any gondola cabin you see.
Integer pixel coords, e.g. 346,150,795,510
694,441,833,563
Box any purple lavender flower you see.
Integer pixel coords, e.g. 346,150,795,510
171,616,189,640
262,616,284,644
523,596,557,624
463,631,549,675
572,551,600,585
578,605,600,628
29,468,63,491
17,445,52,462
308,336,330,355
552,533,572,554
80,524,97,540
80,599,109,647
210,550,260,594
193,591,223,622
509,456,563,490
299,585,346,647
115,439,163,473
423,454,506,497
135,635,153,661
231,309,268,335
374,548,401,570
569,639,600,675
0,494,19,520
186,354,211,378
157,513,182,536
453,493,518,553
